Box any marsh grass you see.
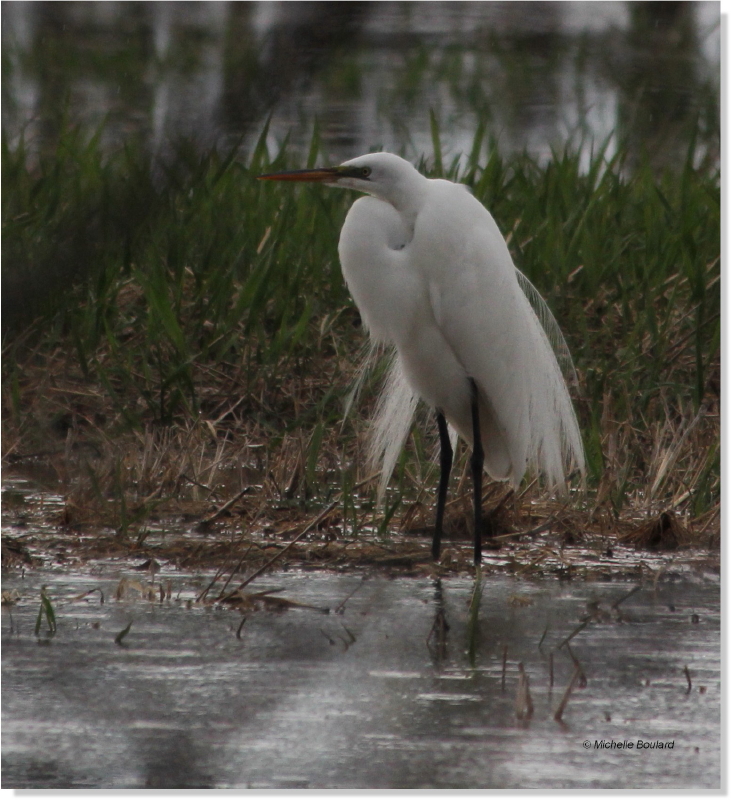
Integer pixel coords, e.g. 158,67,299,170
2,120,720,565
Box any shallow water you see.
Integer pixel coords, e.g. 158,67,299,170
1,566,720,789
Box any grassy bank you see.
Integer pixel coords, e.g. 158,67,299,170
2,123,720,568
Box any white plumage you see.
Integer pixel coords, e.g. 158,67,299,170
335,153,584,497
259,151,584,561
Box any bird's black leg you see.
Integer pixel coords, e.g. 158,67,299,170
469,378,484,564
433,410,453,560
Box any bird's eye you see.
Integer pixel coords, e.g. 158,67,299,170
360,167,372,178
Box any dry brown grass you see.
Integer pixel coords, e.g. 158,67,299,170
2,319,719,580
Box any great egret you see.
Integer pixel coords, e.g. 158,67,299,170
259,152,585,564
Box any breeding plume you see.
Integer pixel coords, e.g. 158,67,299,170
259,152,584,563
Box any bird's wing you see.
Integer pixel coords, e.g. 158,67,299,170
416,181,584,487
412,183,527,480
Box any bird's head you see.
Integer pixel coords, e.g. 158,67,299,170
258,152,426,209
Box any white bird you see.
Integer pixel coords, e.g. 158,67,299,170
259,152,585,563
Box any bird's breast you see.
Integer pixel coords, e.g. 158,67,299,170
338,196,421,344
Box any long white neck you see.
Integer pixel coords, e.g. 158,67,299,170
339,153,431,232
371,168,430,233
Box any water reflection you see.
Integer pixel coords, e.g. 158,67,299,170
1,569,721,789
1,1,719,167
